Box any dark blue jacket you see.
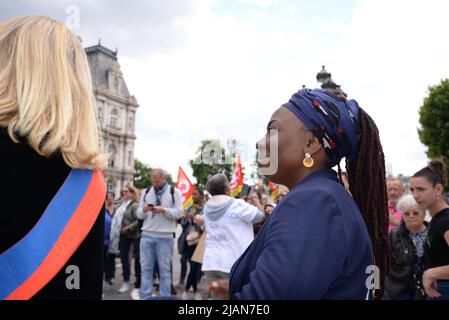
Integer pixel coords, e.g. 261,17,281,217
229,169,373,300
104,209,112,247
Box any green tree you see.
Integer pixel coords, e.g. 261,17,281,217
189,139,236,188
133,159,174,189
418,79,449,187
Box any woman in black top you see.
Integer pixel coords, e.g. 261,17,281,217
411,160,449,300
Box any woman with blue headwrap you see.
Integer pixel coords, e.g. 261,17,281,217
224,88,390,300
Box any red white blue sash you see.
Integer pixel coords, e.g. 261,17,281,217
0,169,106,300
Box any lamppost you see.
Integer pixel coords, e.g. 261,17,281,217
316,65,347,97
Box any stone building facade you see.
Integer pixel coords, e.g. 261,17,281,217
85,43,139,197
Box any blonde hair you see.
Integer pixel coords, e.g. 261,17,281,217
0,16,107,169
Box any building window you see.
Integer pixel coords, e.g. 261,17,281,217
108,144,117,167
128,150,132,167
107,180,113,192
128,116,133,130
109,108,118,129
113,76,119,94
98,107,102,124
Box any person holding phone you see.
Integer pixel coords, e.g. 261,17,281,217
136,169,183,299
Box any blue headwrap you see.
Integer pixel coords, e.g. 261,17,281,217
283,88,360,167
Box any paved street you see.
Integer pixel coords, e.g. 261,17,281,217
102,225,208,300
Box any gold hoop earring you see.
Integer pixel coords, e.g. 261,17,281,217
303,153,314,168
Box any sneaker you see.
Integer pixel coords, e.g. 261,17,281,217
130,288,140,300
118,282,130,293
181,291,189,300
194,292,202,300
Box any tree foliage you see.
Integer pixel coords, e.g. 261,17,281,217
189,139,238,188
133,159,173,189
418,79,449,184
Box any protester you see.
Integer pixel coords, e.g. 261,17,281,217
137,169,182,299
202,173,263,299
254,203,276,235
104,191,116,286
227,88,390,299
411,160,449,300
275,189,288,204
180,188,205,300
387,178,405,232
384,195,428,300
117,186,140,294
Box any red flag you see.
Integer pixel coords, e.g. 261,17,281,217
176,167,194,209
269,181,279,201
230,155,243,197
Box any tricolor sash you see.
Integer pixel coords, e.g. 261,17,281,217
0,169,106,300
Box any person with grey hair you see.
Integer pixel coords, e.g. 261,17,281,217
384,194,428,300
137,169,183,299
200,173,263,299
387,178,405,232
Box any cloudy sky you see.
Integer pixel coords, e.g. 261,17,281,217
1,0,448,181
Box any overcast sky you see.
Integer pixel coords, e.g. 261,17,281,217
2,0,448,182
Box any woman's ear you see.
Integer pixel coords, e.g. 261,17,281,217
305,134,322,156
435,183,445,197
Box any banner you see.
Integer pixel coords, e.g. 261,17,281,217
230,155,243,197
176,167,194,209
269,181,279,201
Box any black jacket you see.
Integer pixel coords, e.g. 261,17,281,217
0,128,104,300
384,221,428,300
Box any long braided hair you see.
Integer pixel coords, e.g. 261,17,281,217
346,107,391,299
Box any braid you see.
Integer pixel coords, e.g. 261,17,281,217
346,107,391,299
337,163,343,186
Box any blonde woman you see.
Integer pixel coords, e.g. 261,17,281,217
0,16,107,300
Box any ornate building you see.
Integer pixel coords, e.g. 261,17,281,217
85,42,139,196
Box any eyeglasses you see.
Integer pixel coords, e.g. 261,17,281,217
403,211,421,217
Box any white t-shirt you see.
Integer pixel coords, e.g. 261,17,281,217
202,197,259,273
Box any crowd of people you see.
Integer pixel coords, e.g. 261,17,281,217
102,169,289,300
384,161,449,300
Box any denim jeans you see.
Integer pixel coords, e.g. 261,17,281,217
119,235,132,282
139,234,174,299
103,246,116,282
134,237,141,289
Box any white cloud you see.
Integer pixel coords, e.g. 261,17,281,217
2,0,444,180
329,0,449,175
125,0,447,179
237,0,281,8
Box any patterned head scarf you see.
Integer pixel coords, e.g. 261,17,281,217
283,88,360,167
